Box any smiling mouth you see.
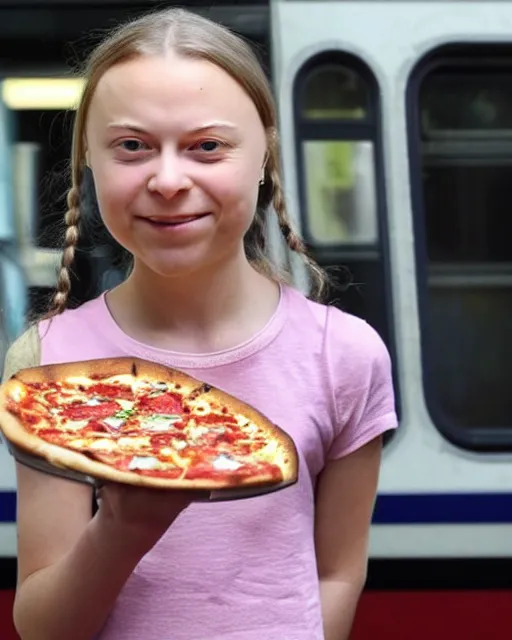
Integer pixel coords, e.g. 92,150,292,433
144,214,210,227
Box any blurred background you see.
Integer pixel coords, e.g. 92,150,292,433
0,1,512,638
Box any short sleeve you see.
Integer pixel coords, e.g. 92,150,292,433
326,307,398,459
2,324,41,383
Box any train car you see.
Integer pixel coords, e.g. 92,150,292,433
0,1,511,638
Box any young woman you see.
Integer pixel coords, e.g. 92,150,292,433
3,8,398,640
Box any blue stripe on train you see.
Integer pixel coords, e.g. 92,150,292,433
372,493,512,524
1,491,512,524
0,492,15,523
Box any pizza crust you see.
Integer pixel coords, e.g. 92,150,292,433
0,357,299,491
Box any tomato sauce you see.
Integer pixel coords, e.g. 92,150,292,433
185,461,282,482
137,393,183,415
62,401,120,420
195,413,237,425
88,383,135,400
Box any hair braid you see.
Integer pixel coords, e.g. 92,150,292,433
244,208,266,256
266,137,329,301
47,184,81,317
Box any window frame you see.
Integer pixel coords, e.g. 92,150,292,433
406,43,512,452
293,50,400,431
293,51,384,255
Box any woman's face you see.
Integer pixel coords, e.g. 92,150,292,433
85,53,267,278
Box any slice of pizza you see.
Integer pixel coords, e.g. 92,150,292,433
0,357,298,492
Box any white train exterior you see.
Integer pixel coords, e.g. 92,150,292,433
0,0,511,612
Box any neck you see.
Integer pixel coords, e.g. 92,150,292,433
105,252,281,352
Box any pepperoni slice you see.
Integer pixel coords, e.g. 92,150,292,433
150,432,186,449
184,461,282,482
195,413,237,425
39,429,66,441
88,383,134,400
137,393,183,415
62,401,121,420
82,420,111,435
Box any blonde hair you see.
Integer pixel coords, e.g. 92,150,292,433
47,7,329,317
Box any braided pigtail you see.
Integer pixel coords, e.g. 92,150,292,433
46,182,82,317
243,150,278,278
244,207,267,262
265,132,330,302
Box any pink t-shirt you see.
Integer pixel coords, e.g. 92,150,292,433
39,284,397,640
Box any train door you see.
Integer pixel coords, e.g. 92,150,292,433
271,0,512,638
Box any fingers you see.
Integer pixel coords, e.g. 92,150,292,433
94,481,105,503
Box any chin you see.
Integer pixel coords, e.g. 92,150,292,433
133,243,243,280
135,253,213,280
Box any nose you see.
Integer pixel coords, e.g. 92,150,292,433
147,151,192,199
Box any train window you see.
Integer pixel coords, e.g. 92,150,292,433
294,52,399,426
3,75,127,316
421,73,512,131
301,65,369,119
1,76,79,315
296,56,380,248
408,46,512,449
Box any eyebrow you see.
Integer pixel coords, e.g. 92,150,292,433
106,122,239,134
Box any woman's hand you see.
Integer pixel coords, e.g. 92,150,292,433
95,482,208,554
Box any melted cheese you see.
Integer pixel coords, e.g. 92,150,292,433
254,439,279,460
118,436,151,449
67,438,87,449
150,382,168,391
128,455,184,472
128,456,160,471
62,419,89,431
103,417,125,430
242,422,258,435
252,439,289,469
130,378,154,393
188,425,209,440
159,447,189,467
64,375,94,387
116,399,134,410
100,374,135,386
213,454,241,471
85,398,103,406
85,438,117,452
234,414,253,428
188,400,211,415
140,415,181,432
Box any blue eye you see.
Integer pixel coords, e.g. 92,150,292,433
121,140,146,152
198,140,220,152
